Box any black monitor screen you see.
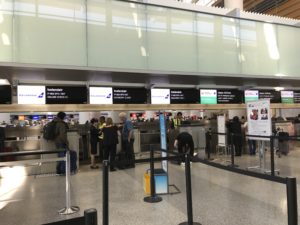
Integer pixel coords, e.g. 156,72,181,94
217,90,243,104
0,85,12,104
170,89,199,104
46,86,87,104
113,88,147,104
259,90,281,103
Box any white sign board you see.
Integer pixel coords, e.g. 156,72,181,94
151,89,170,104
18,85,46,104
89,87,113,104
246,99,271,140
217,115,226,146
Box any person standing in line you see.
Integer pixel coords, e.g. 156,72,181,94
244,121,256,155
90,118,99,169
98,116,106,162
227,116,243,156
119,112,135,168
102,117,118,171
54,111,69,149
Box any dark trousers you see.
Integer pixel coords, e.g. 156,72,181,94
178,141,194,163
98,139,104,160
104,144,117,169
248,139,256,155
122,139,135,167
233,138,242,156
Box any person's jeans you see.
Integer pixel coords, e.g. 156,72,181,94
248,139,256,155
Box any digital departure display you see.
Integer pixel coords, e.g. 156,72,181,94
244,90,259,102
113,88,147,104
0,85,12,104
293,91,300,103
200,89,217,104
281,91,294,104
170,89,199,104
46,86,87,104
259,90,281,103
151,89,170,104
217,90,243,104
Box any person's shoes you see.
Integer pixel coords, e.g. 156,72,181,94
127,165,135,169
110,168,117,172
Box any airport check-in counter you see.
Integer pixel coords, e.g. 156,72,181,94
1,126,81,176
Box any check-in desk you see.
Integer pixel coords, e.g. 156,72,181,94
1,126,81,176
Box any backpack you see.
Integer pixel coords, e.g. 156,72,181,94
43,121,57,141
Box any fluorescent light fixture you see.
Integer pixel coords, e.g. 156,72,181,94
2,33,10,46
0,79,10,85
275,73,287,77
274,87,284,91
130,3,136,8
140,46,147,57
264,24,280,60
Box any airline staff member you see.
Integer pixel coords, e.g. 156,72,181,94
168,112,183,152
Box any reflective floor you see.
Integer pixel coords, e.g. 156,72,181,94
0,156,298,225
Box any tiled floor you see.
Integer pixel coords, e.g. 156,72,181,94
0,157,297,225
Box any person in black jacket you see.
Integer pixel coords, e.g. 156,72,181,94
174,132,194,164
102,117,119,171
227,116,243,156
90,118,99,169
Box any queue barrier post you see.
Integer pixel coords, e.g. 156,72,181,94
270,136,275,176
179,154,201,225
103,160,109,225
58,149,80,215
144,147,162,203
84,208,97,225
286,177,298,225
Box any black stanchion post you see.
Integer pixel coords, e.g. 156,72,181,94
144,147,162,203
286,177,298,225
103,160,109,225
179,154,201,225
84,208,97,225
270,136,275,176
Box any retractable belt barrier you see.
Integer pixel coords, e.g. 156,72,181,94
202,131,298,225
0,149,80,216
102,148,201,225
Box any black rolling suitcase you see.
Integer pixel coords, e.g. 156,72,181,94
57,150,77,175
278,132,289,155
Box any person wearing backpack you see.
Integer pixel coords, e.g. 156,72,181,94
53,112,69,149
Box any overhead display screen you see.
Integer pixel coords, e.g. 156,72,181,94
151,89,170,104
18,85,45,105
281,91,294,103
89,87,113,104
0,85,12,104
217,90,243,104
113,88,147,104
244,90,259,102
259,90,281,103
293,91,300,103
170,89,199,104
46,86,87,104
200,89,217,104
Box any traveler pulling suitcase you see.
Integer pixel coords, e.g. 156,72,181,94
57,150,77,175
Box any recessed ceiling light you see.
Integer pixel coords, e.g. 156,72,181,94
274,87,284,91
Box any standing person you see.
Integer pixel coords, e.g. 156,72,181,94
244,121,256,155
168,112,183,152
227,116,243,156
90,118,99,169
54,112,69,149
102,117,118,171
98,116,106,162
119,112,135,168
174,132,194,164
